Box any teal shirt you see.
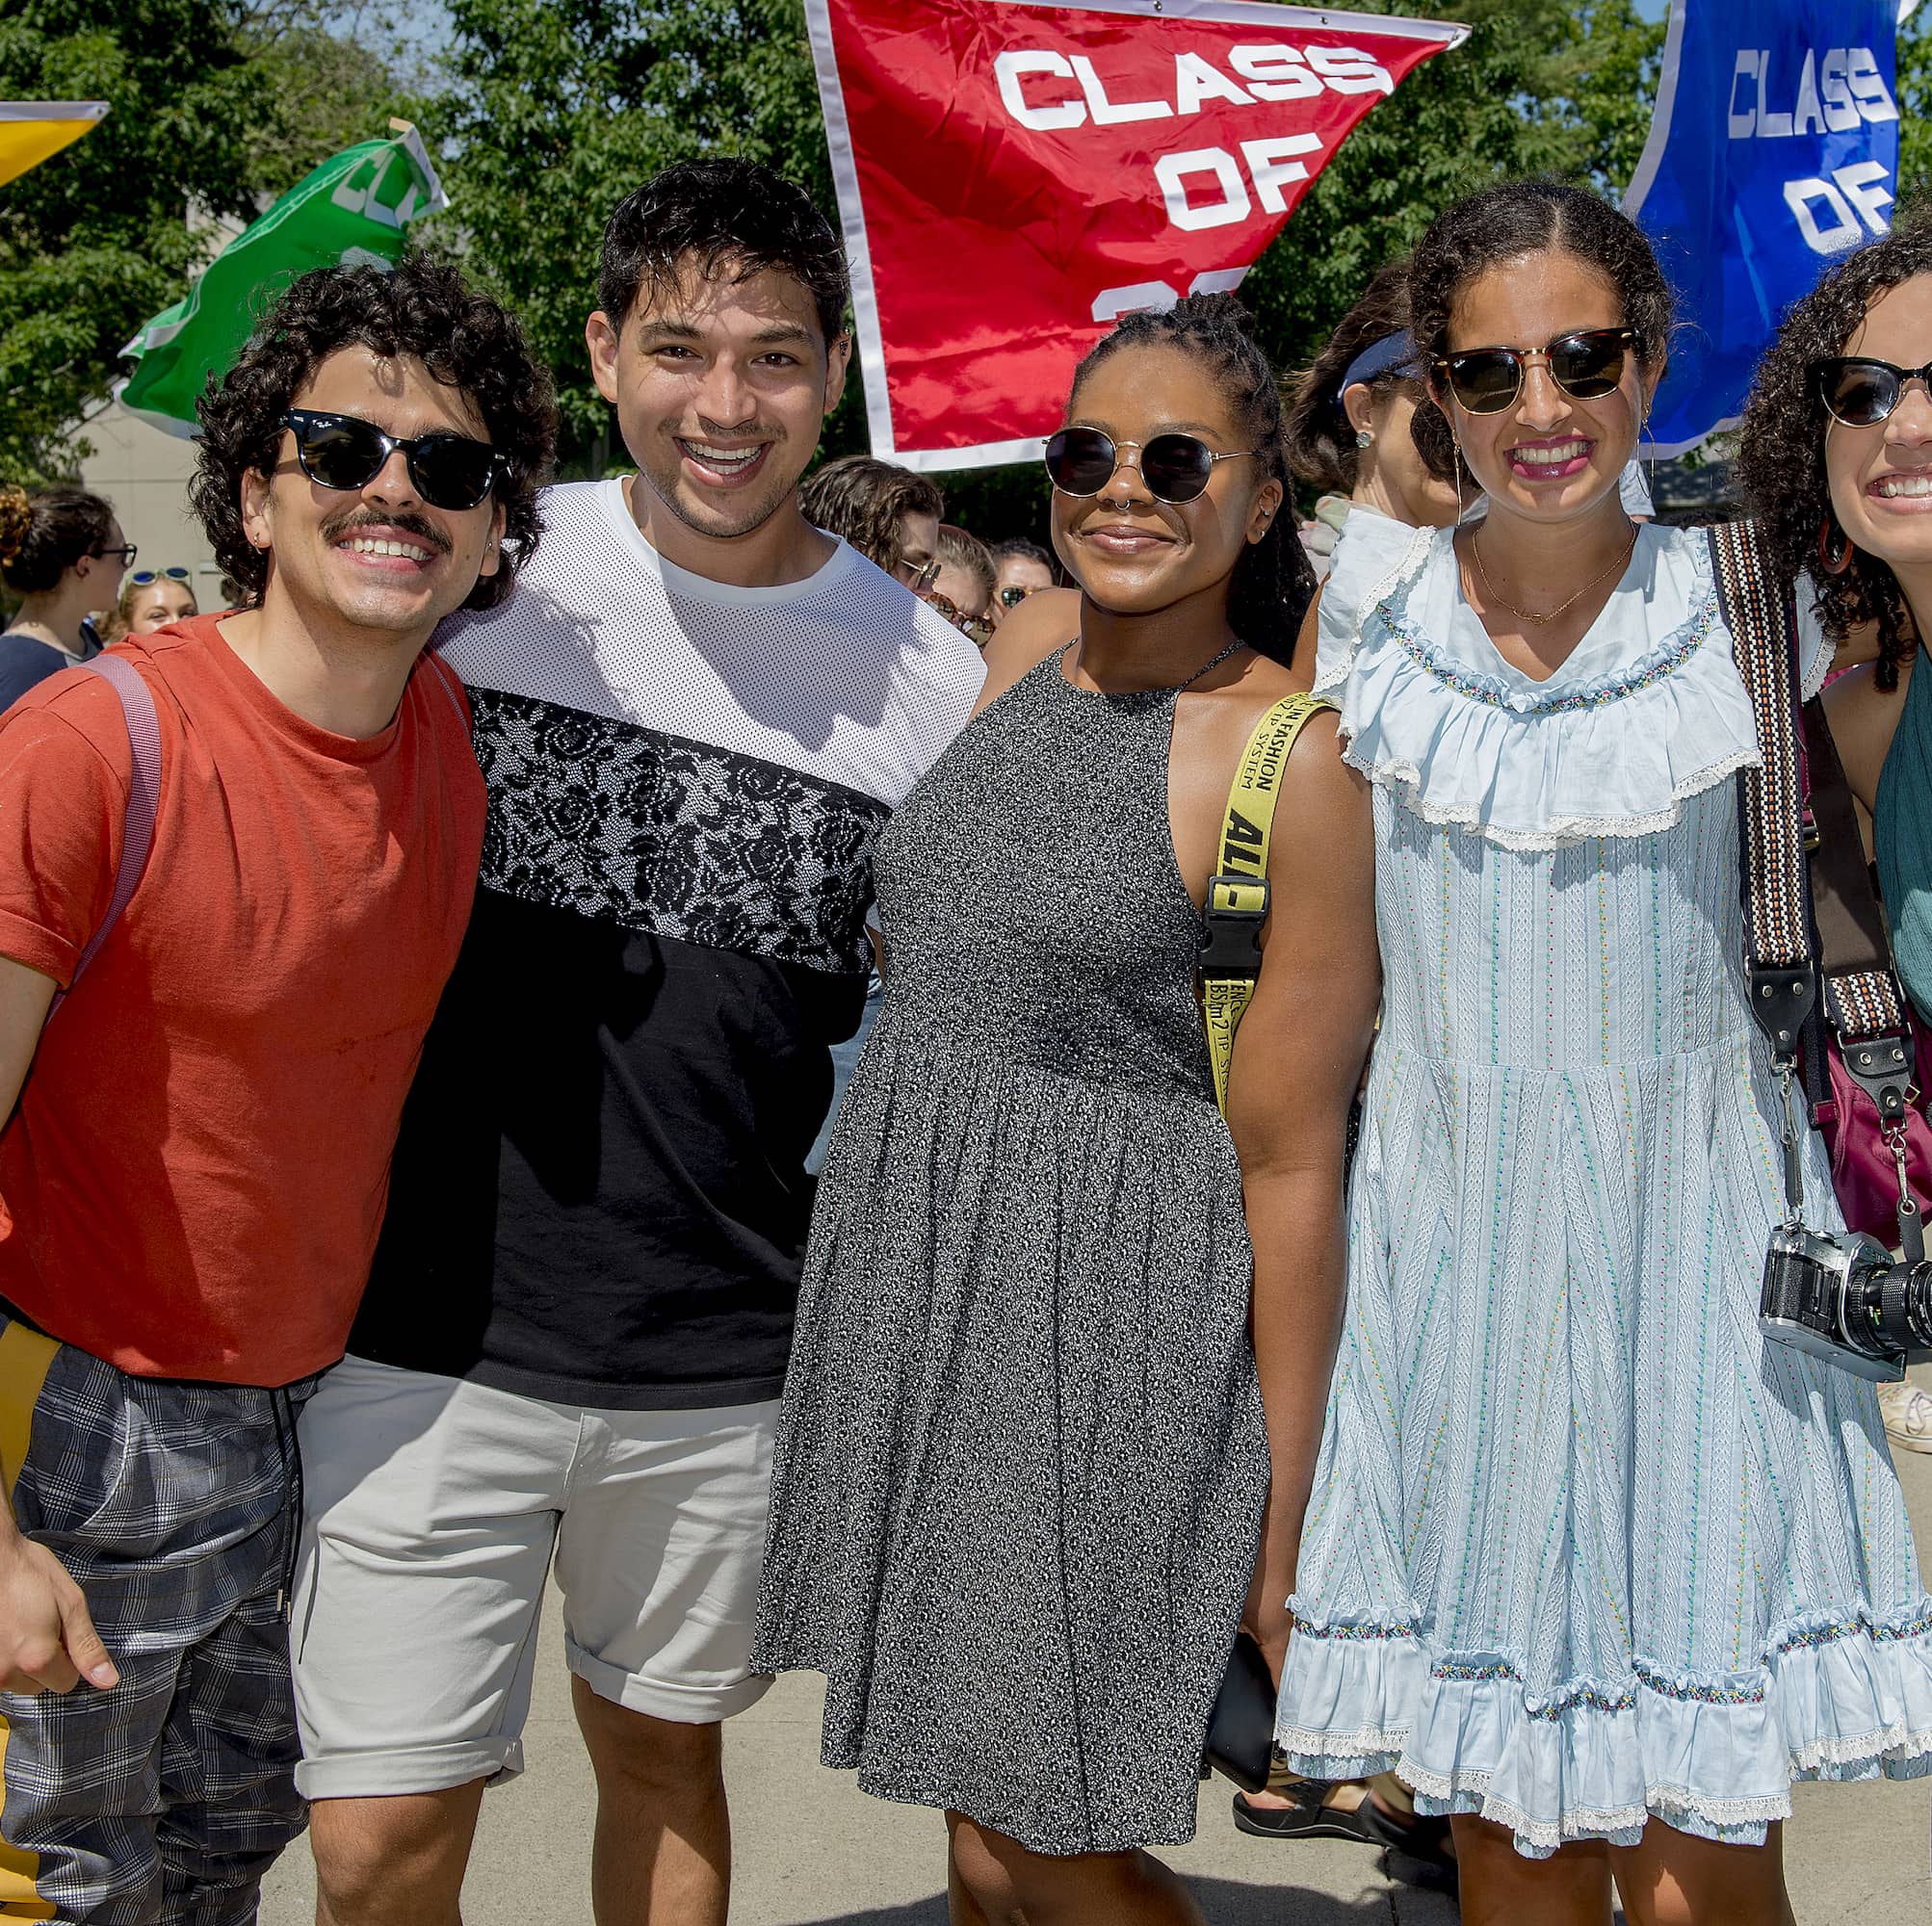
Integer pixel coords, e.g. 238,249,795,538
1873,646,1932,1025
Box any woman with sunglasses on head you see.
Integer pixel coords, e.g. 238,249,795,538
755,293,1379,1923
1274,180,1932,1926
0,484,127,710
1740,213,1932,1467
102,566,199,643
1287,256,1466,586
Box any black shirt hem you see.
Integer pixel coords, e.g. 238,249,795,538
417,1353,788,1413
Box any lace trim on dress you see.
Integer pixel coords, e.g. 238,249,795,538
1345,745,1761,854
1278,1605,1932,1852
1313,524,1762,852
1384,585,1717,716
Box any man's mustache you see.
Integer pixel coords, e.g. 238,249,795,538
320,508,454,555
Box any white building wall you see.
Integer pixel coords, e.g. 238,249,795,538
76,404,229,612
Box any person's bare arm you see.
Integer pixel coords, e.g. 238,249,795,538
1221,716,1379,1679
1822,654,1914,815
969,586,1081,717
0,954,117,1694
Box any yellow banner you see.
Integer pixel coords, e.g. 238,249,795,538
0,102,107,189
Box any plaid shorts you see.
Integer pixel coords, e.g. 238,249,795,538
0,1317,318,1923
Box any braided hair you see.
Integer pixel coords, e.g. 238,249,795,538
1070,294,1314,665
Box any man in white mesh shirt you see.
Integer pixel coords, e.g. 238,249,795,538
289,159,985,1926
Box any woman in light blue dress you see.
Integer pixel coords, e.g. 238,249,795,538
1274,181,1932,1925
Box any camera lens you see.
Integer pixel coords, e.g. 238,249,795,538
1845,1253,1932,1364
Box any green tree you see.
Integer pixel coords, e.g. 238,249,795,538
1242,1,1661,401
423,0,833,459
1897,6,1932,202
427,0,1667,530
0,2,263,480
952,0,1664,542
0,1,405,482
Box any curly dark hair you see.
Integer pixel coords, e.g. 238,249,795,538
1070,294,1314,664
191,254,556,612
1286,258,1418,494
799,456,945,572
1738,211,1932,690
1408,180,1673,483
599,159,850,347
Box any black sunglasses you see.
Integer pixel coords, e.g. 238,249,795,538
1815,356,1932,429
998,584,1035,609
282,409,506,510
1434,327,1636,415
1044,428,1253,506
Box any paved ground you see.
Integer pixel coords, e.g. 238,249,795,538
261,1373,1932,1925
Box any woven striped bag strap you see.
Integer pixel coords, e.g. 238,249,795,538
1708,519,1819,1217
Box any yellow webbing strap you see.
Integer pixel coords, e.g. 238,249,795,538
1200,692,1337,1115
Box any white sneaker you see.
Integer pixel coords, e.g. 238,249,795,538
1878,1377,1932,1455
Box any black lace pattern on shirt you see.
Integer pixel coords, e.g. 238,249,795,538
472,688,888,975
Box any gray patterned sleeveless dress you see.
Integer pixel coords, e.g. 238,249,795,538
752,641,1269,1857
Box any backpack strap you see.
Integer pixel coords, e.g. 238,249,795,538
1199,691,1337,1116
420,648,470,733
44,653,162,1023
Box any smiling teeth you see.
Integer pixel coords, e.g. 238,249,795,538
1515,440,1589,464
686,443,760,466
347,537,432,560
1876,474,1932,498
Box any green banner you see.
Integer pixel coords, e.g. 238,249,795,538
117,124,447,436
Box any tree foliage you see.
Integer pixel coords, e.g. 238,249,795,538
419,0,1666,530
0,1,405,482
421,0,832,457
1897,7,1932,203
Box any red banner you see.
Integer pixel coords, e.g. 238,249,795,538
807,0,1467,469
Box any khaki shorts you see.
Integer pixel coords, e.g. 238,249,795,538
290,1354,777,1800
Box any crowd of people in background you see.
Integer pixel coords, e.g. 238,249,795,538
1,147,1931,1926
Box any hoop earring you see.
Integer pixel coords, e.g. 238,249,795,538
1818,516,1854,576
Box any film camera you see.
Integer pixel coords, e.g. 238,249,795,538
1761,1223,1932,1383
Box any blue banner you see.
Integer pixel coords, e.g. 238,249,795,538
1625,0,1902,455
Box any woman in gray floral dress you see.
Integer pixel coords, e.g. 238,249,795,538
754,297,1380,1923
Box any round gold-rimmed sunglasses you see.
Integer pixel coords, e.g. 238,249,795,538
1043,428,1254,505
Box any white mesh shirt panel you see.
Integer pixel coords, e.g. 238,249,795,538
436,481,984,807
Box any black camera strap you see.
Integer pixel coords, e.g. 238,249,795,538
1709,520,1924,1257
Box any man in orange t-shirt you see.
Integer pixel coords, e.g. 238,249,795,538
0,254,554,1924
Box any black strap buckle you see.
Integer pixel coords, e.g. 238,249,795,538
1199,874,1269,979
1840,1029,1914,1119
1746,962,1815,1065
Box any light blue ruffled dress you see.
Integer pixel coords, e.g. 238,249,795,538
1276,522,1932,1856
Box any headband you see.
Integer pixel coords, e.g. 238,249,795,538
1335,329,1419,403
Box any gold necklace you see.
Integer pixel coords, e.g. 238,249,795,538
1468,523,1638,627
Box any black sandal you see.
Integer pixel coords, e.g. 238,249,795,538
1356,1798,1460,1896
1231,1774,1382,1844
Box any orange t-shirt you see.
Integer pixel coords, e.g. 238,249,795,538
0,615,485,1385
